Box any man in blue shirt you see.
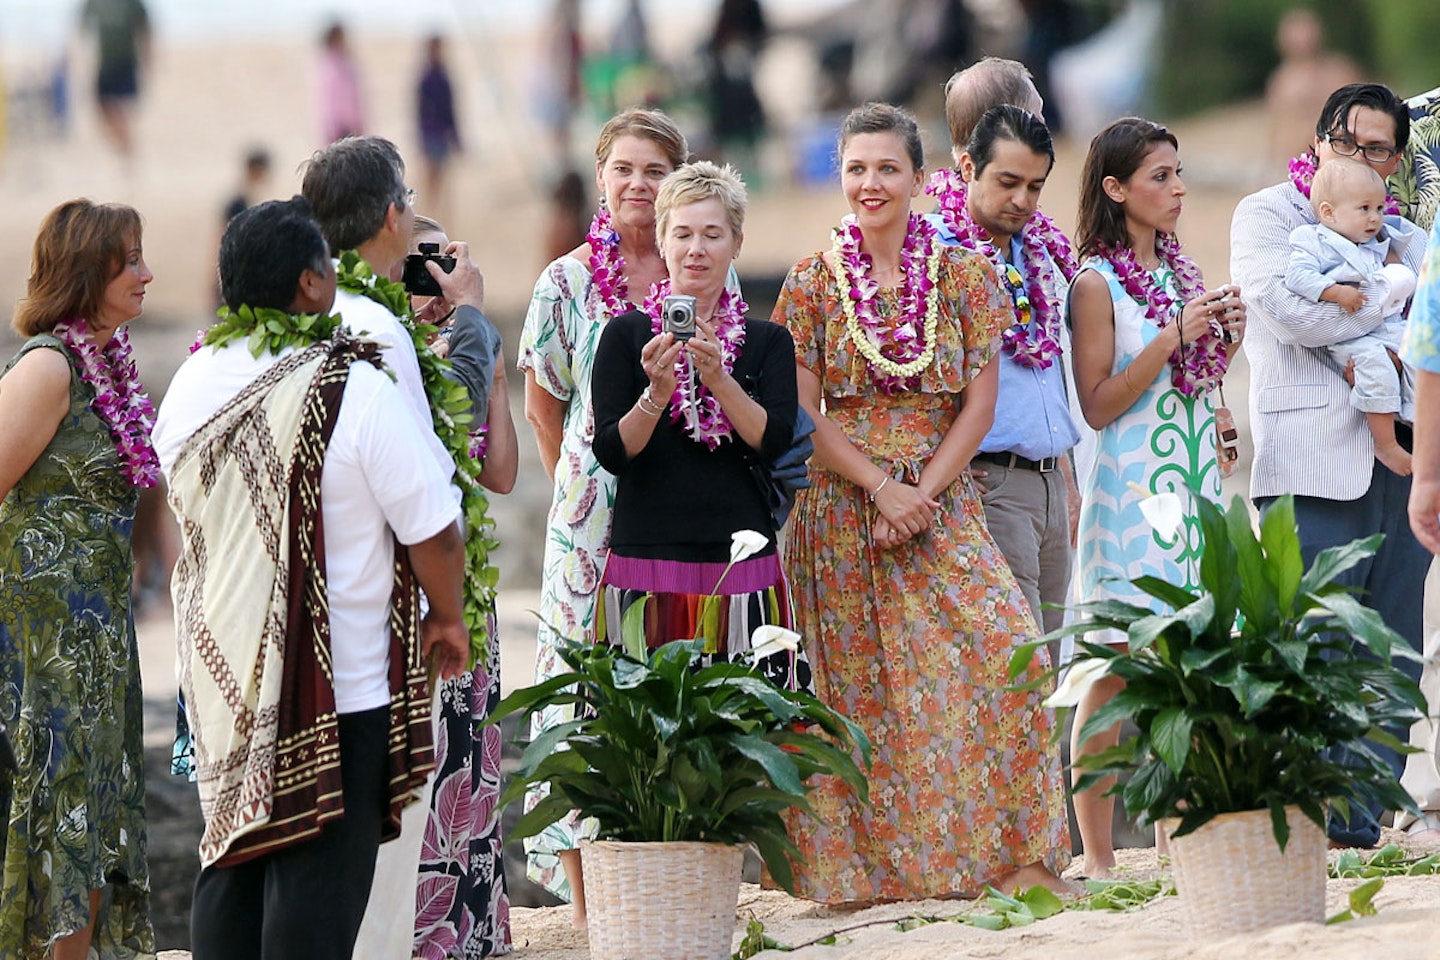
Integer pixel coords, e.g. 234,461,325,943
929,98,1082,641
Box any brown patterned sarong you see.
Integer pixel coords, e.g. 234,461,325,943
168,337,434,869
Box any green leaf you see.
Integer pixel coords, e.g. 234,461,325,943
1298,533,1383,597
1257,496,1303,615
1151,707,1193,773
730,734,804,796
1326,876,1384,924
621,597,649,661
1017,885,1065,919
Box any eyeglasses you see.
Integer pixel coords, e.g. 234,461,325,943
401,187,417,208
1324,135,1398,164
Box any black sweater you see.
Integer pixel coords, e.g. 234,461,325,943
592,310,797,561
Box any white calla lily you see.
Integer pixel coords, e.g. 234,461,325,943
1045,656,1111,709
729,529,769,564
750,625,802,660
1126,482,1184,540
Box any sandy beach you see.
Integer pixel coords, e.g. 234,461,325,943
9,9,1428,958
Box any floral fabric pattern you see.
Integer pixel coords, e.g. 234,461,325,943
413,613,511,959
1405,218,1440,374
771,252,1071,902
0,336,154,958
1074,258,1222,644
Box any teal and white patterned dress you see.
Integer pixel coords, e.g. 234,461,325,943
0,335,154,959
1073,257,1222,643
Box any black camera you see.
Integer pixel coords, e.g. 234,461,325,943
402,242,457,296
662,294,697,341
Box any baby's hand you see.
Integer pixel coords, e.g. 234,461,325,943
1322,284,1365,313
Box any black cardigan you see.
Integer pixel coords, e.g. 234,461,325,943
592,310,797,562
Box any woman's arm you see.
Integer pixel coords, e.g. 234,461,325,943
1070,269,1229,430
478,347,518,495
917,355,997,500
523,370,567,482
797,362,936,537
0,349,71,501
591,316,682,471
692,319,794,454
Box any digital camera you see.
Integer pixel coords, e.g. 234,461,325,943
401,242,457,296
662,294,697,341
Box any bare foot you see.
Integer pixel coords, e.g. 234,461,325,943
1375,439,1413,476
1076,854,1116,880
994,862,1086,898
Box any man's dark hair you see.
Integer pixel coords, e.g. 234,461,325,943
219,196,329,311
1315,83,1410,155
300,136,407,255
966,104,1055,176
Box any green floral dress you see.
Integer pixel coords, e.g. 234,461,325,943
0,335,154,959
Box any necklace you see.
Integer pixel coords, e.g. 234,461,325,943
1288,151,1401,215
926,168,1071,369
334,250,499,664
1097,236,1228,397
830,213,943,394
53,319,160,488
587,208,636,318
640,281,748,449
195,305,343,356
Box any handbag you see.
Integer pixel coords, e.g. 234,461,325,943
740,372,816,530
751,406,816,531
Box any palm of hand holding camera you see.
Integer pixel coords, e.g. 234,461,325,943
1180,283,1247,347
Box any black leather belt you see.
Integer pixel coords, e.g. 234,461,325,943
974,451,1059,473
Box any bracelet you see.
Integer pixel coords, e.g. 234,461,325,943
637,387,664,417
1121,365,1142,393
869,475,890,502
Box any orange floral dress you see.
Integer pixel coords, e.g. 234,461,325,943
772,250,1071,903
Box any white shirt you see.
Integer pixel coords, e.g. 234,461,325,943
154,342,461,712
331,283,456,483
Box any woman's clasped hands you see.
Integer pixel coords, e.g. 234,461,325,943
872,477,940,550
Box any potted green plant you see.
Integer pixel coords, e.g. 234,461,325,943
490,629,870,960
1013,493,1426,934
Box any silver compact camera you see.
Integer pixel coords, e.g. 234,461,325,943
662,294,697,341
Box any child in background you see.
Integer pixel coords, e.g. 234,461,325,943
1285,159,1426,475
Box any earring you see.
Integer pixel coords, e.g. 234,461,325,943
598,195,608,209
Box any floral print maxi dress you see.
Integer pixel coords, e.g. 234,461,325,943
516,256,615,897
0,336,154,958
1073,257,1221,643
771,251,1072,903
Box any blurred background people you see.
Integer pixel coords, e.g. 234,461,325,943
1,198,157,959
79,0,150,160
416,35,461,220
1265,8,1360,166
704,0,768,181
317,20,365,144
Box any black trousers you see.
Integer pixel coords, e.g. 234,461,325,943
190,707,390,960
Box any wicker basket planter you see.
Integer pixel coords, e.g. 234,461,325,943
1161,805,1327,935
582,840,744,960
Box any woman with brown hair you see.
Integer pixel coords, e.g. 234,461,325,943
0,198,156,958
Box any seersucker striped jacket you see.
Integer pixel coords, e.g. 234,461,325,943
1229,181,1427,501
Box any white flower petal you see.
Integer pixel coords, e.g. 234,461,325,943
1045,656,1110,709
1138,492,1184,540
729,529,769,564
750,624,801,660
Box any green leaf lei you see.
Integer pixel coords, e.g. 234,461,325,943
331,250,500,666
202,304,345,358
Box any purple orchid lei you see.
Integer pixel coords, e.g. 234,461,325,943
1288,151,1401,215
53,318,160,487
831,213,941,395
926,168,1077,370
642,280,748,450
586,208,635,318
1096,236,1228,398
